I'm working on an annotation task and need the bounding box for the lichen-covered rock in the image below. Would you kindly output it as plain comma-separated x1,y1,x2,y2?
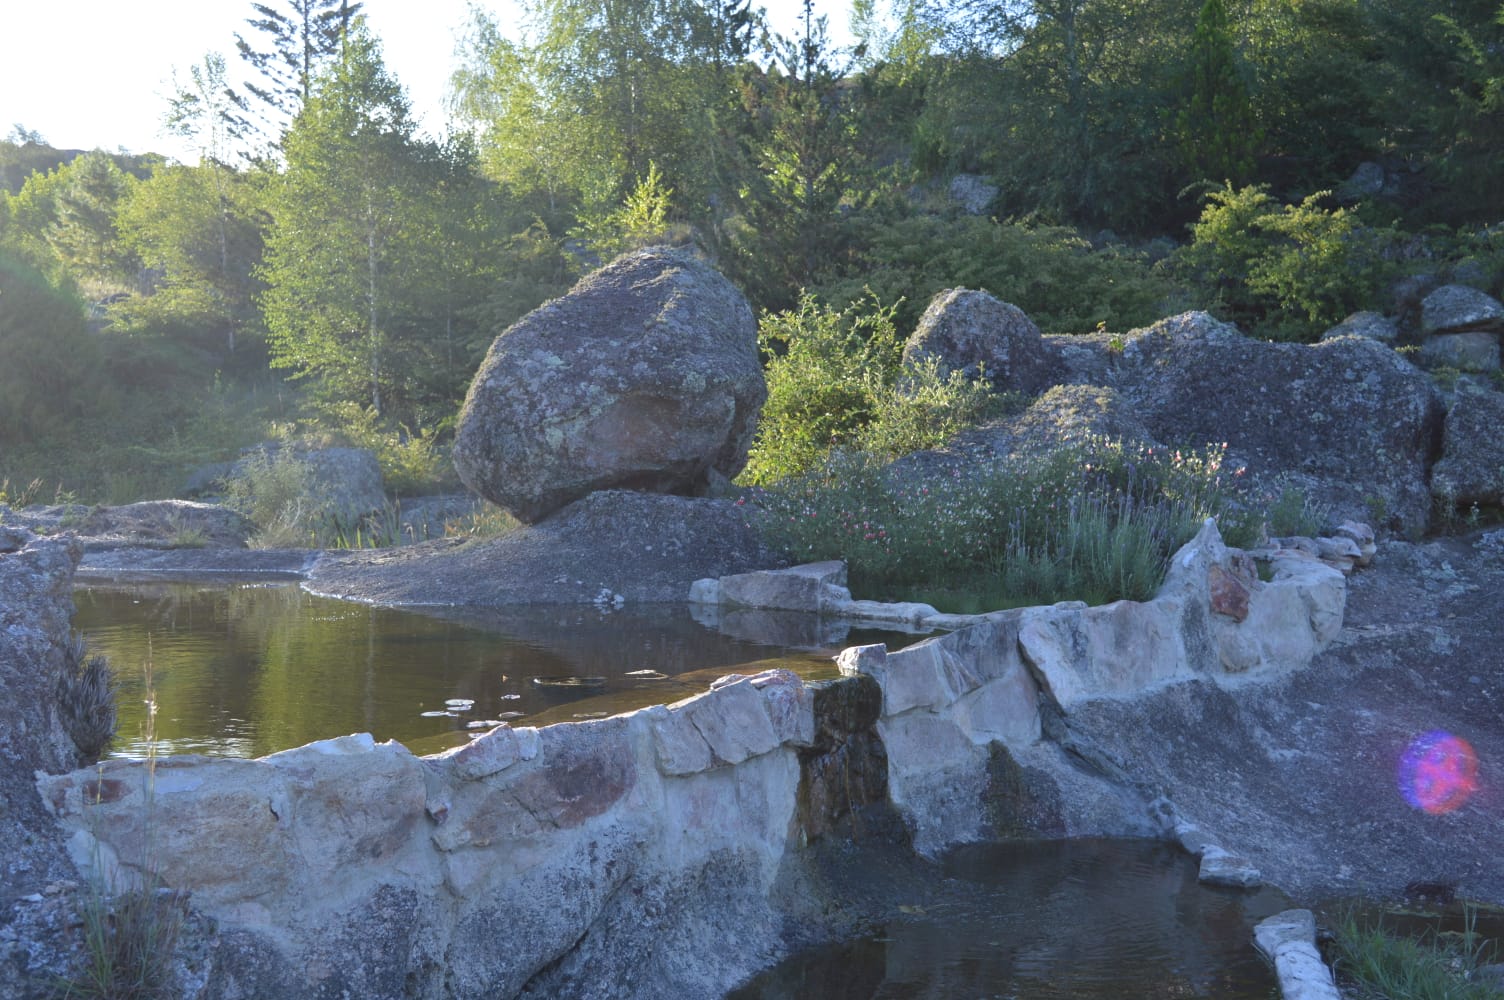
305,490,780,606
1419,331,1500,372
1431,384,1504,509
73,499,254,549
902,289,1058,395
1114,312,1443,536
1420,284,1504,335
0,537,84,989
453,247,764,523
1320,311,1398,345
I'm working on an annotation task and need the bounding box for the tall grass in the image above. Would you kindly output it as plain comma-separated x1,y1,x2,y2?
1331,907,1503,1000
749,434,1266,612
58,650,185,1000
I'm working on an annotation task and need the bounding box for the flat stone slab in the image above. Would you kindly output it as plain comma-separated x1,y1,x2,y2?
1253,910,1341,1000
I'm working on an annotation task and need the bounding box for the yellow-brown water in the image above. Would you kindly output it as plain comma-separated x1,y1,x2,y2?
73,582,879,760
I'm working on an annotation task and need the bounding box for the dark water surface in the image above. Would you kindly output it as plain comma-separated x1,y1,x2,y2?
732,838,1289,1000
73,582,890,760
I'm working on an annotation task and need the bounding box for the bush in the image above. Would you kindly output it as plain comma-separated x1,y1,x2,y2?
813,213,1184,335
1175,183,1400,340
742,294,1006,485
56,635,116,765
749,435,1262,611
221,450,330,548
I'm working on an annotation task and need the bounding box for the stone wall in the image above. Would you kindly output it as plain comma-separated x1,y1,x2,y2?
35,520,1347,999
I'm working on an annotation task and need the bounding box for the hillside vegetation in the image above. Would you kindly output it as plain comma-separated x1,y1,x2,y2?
3,0,1503,502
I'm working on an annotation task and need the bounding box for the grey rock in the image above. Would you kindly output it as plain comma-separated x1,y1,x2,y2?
1113,311,1443,536
304,490,781,606
1419,331,1500,372
1198,848,1262,888
1253,910,1341,1000
1320,311,1398,345
0,539,86,996
453,247,764,523
1431,384,1504,508
716,560,848,612
72,499,253,550
1421,284,1504,335
1419,284,1504,335
1337,161,1387,201
902,289,1058,395
948,173,998,216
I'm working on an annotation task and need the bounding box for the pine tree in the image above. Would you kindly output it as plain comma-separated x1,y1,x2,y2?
1173,0,1260,184
233,0,364,144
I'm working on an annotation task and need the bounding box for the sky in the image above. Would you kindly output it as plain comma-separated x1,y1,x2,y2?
1,0,856,164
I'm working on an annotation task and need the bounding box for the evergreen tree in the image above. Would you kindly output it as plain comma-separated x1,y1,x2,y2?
1172,0,1260,185
234,0,364,145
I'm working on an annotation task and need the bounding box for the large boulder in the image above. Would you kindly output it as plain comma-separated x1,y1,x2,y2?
1430,383,1504,510
453,248,764,523
1113,312,1444,536
1420,284,1504,336
902,289,1059,396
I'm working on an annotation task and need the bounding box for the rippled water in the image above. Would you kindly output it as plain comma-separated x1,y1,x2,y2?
73,582,896,760
732,839,1289,1000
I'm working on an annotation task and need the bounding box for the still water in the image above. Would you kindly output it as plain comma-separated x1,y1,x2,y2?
73,582,878,760
732,838,1288,1000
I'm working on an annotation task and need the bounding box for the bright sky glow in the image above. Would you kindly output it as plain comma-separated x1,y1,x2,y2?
0,0,855,164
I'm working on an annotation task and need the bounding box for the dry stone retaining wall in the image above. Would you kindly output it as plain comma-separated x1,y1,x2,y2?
35,521,1347,998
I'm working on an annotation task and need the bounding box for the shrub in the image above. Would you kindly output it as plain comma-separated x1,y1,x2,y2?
56,635,116,764
221,450,330,548
749,435,1262,611
1331,906,1500,1000
742,294,1007,485
1175,183,1400,341
813,213,1184,335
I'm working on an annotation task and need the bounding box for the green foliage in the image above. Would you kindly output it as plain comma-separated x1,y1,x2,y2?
221,449,328,547
0,254,104,444
816,213,1182,334
741,293,1004,484
1331,906,1501,1000
307,401,453,496
114,160,267,360
570,161,685,258
750,435,1256,610
1175,183,1398,340
1171,0,1260,184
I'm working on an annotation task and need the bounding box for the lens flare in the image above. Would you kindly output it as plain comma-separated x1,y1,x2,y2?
1398,731,1479,815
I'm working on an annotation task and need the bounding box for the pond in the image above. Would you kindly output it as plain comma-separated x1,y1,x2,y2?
74,582,907,760
732,838,1290,1000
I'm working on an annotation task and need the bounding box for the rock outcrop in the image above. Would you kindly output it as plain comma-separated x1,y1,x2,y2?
0,538,87,997
305,490,780,606
1431,382,1504,509
902,289,1059,395
1111,312,1443,536
452,248,764,523
186,445,386,524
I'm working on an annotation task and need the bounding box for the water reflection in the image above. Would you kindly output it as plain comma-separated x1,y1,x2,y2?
732,839,1289,1000
73,583,885,760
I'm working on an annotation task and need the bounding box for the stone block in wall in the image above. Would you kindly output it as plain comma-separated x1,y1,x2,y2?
677,676,781,765
1017,598,1188,712
877,639,957,715
648,703,716,776
747,669,815,748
